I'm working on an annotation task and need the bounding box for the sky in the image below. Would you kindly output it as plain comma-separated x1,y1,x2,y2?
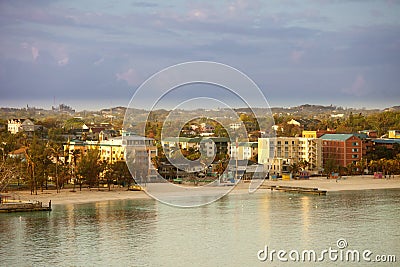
0,0,399,111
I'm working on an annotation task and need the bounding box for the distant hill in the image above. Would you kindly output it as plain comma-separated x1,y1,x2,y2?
0,103,391,123
384,106,400,112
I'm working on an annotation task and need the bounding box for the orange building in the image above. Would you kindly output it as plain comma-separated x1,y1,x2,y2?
319,134,363,167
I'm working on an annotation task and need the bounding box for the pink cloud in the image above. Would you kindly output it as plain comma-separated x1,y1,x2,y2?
290,50,305,63
53,46,70,66
342,75,367,96
187,9,208,20
116,68,138,86
31,46,39,61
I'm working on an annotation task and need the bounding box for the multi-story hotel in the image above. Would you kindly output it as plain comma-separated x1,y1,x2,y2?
64,134,157,181
319,134,363,167
258,137,322,176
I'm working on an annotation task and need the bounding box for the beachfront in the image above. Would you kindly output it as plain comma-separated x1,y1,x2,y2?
5,175,400,205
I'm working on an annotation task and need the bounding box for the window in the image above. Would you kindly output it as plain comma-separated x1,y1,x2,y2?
352,148,358,152
285,141,288,145
292,141,295,145
352,154,358,158
352,142,359,146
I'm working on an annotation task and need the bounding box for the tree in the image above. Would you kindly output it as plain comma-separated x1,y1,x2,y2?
324,159,338,178
47,139,64,193
368,160,379,173
26,136,52,193
0,158,24,192
105,161,133,190
289,162,300,178
69,149,81,191
346,162,356,176
215,158,229,181
298,160,310,171
77,149,105,190
356,158,367,175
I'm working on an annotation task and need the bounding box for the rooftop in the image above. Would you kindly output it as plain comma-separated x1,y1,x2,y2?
372,139,400,144
319,134,355,141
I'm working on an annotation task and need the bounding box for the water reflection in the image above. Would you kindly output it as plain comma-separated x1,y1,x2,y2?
1,199,157,266
0,190,399,266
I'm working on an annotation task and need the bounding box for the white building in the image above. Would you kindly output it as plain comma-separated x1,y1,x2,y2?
7,119,38,134
8,119,23,134
229,142,258,161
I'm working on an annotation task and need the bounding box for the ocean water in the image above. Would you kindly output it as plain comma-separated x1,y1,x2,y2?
1,189,399,266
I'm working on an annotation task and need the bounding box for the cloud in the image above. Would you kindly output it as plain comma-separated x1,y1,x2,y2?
290,50,305,63
93,57,104,65
31,46,39,61
1,1,399,110
116,68,138,86
58,57,69,66
342,74,367,96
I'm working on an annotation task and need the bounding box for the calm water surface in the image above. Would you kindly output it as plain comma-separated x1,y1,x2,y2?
1,189,399,266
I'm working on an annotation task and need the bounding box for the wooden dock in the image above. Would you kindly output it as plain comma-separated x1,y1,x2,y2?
261,185,327,195
0,200,52,213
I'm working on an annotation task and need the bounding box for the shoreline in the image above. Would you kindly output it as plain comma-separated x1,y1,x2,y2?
3,175,400,205
260,174,400,193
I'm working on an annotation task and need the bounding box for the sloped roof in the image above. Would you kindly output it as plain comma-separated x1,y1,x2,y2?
319,134,354,141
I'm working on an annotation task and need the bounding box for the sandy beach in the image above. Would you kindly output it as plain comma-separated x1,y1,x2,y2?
260,174,400,192
4,175,400,205
7,187,150,205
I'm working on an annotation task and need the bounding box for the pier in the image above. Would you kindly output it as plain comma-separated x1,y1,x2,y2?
0,195,52,213
261,185,327,195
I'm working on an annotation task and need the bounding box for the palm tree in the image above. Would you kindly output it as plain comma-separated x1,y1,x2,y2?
298,160,310,171
378,158,388,178
368,160,379,174
386,159,398,178
289,162,300,178
356,158,367,175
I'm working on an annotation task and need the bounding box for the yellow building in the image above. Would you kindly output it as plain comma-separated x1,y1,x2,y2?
64,135,157,165
99,138,125,164
388,130,400,139
302,131,317,139
258,137,322,176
